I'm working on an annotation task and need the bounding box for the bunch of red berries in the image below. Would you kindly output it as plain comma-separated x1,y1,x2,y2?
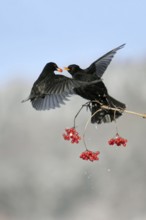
63,127,81,144
108,133,127,147
80,150,100,162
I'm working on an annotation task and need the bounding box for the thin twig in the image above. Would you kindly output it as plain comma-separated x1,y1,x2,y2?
101,104,146,119
91,100,146,119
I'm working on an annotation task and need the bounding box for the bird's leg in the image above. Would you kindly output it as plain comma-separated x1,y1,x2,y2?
86,101,92,112
73,101,91,128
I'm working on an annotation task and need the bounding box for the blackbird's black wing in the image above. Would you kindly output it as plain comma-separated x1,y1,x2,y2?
30,75,100,110
85,44,125,78
31,93,73,110
43,75,90,94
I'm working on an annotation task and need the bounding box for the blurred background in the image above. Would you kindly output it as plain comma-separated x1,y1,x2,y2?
0,0,146,220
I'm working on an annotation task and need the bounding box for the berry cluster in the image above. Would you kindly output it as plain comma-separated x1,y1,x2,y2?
80,150,100,162
108,133,127,147
62,124,128,162
63,127,81,144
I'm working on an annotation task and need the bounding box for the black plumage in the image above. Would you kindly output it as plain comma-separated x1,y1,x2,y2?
22,62,100,110
65,44,126,124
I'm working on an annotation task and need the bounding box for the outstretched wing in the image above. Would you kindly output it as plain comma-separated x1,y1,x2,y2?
86,44,125,78
28,75,101,110
31,92,73,110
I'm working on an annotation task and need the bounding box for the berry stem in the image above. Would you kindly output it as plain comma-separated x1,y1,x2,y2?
73,102,90,127
114,119,119,134
83,109,102,150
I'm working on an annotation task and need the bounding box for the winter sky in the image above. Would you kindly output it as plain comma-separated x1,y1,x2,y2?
1,0,146,85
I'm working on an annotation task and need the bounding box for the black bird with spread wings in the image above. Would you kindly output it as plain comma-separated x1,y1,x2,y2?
22,62,100,110
64,44,126,124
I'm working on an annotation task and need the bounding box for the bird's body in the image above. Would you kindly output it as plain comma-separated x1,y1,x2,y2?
65,44,126,124
69,67,108,100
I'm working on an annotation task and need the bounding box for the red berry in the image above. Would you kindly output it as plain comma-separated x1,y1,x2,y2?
63,127,81,144
108,134,128,147
80,150,100,162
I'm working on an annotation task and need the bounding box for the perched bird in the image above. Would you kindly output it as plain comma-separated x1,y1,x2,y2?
64,44,126,124
22,62,100,110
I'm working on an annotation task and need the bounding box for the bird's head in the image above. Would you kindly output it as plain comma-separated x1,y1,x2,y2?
64,64,81,76
44,62,63,72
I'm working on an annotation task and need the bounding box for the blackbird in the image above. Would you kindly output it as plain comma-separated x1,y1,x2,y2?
22,62,100,110
64,44,126,124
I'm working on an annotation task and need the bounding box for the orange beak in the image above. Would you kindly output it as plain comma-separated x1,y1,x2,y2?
57,67,63,72
64,67,70,71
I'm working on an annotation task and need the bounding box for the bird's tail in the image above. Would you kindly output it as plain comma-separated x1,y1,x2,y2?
90,95,126,124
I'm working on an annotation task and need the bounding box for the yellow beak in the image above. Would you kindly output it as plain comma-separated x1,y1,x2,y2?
64,67,70,71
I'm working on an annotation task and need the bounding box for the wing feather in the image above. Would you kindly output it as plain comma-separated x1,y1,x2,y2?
86,44,125,78
31,92,71,110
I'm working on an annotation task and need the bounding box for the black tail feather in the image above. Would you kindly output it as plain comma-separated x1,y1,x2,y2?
90,95,126,124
